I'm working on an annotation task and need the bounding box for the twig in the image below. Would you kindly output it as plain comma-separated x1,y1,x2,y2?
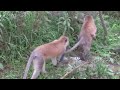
60,61,89,79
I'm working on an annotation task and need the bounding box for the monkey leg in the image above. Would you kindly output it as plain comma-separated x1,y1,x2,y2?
58,54,65,62
42,60,47,73
51,57,57,66
79,52,86,61
79,50,90,61
31,57,44,79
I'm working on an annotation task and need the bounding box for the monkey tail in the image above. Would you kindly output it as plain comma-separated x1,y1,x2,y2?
23,55,34,79
65,39,82,53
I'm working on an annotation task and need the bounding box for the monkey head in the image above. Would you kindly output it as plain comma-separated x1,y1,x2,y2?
58,36,69,48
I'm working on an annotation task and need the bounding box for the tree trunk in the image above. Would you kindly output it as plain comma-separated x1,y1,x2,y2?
99,11,108,45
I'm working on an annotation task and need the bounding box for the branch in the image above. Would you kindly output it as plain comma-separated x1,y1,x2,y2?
98,11,108,44
60,61,89,79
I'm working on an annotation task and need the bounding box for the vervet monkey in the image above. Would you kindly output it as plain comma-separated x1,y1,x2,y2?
23,36,69,79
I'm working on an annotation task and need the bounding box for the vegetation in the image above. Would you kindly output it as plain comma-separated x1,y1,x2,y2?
0,11,120,79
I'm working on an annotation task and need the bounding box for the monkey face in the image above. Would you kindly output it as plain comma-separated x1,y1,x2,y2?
59,36,69,47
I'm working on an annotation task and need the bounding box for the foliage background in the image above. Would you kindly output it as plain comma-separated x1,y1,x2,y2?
0,11,120,79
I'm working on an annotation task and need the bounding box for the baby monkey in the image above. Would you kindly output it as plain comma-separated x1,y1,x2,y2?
23,36,69,79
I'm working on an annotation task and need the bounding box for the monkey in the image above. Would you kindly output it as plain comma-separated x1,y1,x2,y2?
23,36,69,79
78,15,97,41
77,15,97,61
60,15,97,61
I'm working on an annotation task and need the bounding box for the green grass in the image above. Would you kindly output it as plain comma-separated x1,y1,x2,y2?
0,11,120,79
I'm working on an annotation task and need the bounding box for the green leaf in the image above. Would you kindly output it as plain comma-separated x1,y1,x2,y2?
69,27,74,31
57,22,63,25
44,16,51,22
0,23,4,28
63,21,66,25
0,63,4,70
112,24,117,29
67,22,70,27
59,17,64,21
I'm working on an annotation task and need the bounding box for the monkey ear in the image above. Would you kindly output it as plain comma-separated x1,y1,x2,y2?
64,38,68,42
91,34,95,38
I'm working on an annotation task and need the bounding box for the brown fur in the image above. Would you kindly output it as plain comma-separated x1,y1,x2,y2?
78,15,97,61
34,36,68,60
23,36,69,79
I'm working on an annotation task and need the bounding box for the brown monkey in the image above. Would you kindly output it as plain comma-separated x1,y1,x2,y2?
77,15,97,60
78,15,97,41
23,36,69,79
64,15,97,61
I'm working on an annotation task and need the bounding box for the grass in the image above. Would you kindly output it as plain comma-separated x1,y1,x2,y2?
0,11,120,79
